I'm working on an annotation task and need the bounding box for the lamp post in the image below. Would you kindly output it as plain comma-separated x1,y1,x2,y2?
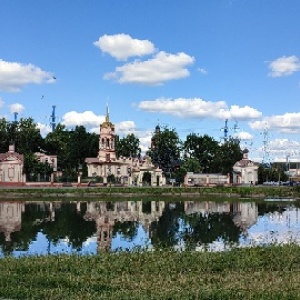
77,163,83,187
117,166,121,184
127,167,132,186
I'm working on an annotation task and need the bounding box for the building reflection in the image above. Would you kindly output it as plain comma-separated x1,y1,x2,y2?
0,202,25,242
184,201,258,237
83,201,165,252
1,199,300,255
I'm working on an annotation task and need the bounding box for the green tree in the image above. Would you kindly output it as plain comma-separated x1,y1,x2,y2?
212,139,243,175
0,118,9,153
148,126,181,177
15,118,43,154
182,157,201,173
183,134,219,173
116,133,141,158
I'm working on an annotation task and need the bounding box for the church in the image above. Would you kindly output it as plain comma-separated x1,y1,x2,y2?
0,142,26,185
85,107,165,186
232,148,259,185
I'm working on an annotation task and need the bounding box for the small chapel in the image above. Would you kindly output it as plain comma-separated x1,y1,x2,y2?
0,142,26,185
85,107,165,186
232,148,259,185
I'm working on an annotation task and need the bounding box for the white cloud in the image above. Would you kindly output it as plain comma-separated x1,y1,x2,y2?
94,34,155,61
138,98,262,120
9,103,25,114
249,112,300,133
61,111,104,128
104,51,195,85
37,122,52,137
0,59,55,92
115,120,136,135
268,55,300,77
114,121,153,154
264,139,300,161
60,112,153,152
236,131,253,141
0,98,4,109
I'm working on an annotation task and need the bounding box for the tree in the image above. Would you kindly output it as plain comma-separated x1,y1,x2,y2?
116,133,141,158
148,126,181,177
15,118,43,154
0,118,9,153
212,139,243,175
182,157,201,173
182,134,219,173
44,124,73,174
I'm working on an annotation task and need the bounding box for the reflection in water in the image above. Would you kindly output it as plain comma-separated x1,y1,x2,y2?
0,199,299,257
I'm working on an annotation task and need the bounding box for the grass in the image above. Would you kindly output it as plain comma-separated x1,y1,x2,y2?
1,245,300,299
0,185,299,201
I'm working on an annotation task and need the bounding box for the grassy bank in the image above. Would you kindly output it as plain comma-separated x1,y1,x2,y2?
0,185,299,200
1,245,300,299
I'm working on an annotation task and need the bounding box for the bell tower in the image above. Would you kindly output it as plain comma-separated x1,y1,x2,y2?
98,105,116,162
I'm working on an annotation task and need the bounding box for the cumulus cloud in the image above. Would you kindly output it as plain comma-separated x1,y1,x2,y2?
115,120,136,134
268,55,300,77
236,131,253,141
0,59,56,92
138,98,262,120
9,103,25,114
94,34,155,61
61,111,104,128
104,51,194,85
36,122,52,137
0,98,4,108
263,139,300,161
249,112,300,133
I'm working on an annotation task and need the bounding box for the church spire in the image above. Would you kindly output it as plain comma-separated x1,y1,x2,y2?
105,103,110,123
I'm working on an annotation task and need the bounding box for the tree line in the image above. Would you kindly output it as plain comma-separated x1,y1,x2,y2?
0,117,287,183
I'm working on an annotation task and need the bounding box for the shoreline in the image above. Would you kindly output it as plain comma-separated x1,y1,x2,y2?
0,185,297,200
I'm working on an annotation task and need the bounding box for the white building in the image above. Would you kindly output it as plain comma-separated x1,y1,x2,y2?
85,107,165,186
0,142,26,185
184,172,230,187
35,152,58,172
232,149,259,185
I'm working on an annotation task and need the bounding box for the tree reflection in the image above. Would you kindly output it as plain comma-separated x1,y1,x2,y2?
0,203,48,256
42,202,96,250
112,221,139,241
150,202,184,249
182,212,242,250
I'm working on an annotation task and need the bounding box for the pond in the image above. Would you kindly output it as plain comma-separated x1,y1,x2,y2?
0,199,299,257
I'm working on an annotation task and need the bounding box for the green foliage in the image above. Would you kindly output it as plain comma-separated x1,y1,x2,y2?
148,126,181,176
115,133,141,158
258,163,289,184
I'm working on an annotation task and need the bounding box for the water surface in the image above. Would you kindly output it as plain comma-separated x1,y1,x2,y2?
0,199,299,257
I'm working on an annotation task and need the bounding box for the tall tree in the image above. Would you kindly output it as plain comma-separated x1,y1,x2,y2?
212,139,243,175
115,133,141,158
183,134,219,173
148,126,181,176
0,118,9,153
15,118,43,154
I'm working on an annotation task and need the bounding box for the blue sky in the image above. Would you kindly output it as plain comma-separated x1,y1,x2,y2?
1,0,300,162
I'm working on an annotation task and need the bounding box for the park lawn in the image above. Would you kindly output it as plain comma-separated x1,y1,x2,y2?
1,245,300,299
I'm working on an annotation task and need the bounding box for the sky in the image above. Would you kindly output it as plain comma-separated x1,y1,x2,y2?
1,0,300,163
